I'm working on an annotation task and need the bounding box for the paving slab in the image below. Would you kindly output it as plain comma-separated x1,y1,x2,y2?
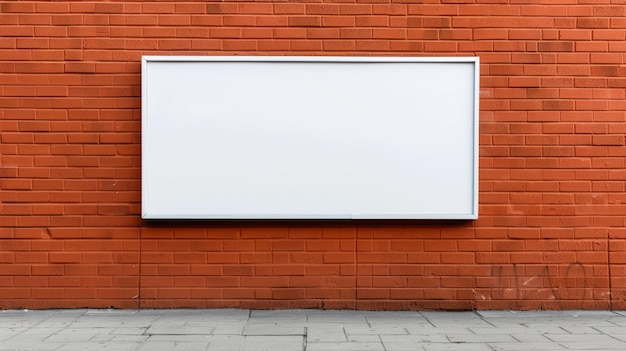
344,326,409,335
508,332,554,342
0,328,27,343
137,341,210,351
544,333,619,343
406,325,468,334
346,334,381,343
242,323,306,336
212,323,247,335
207,335,305,351
305,310,370,324
380,343,428,351
558,342,626,351
305,342,385,351
307,325,347,342
147,335,212,342
468,326,523,334
446,333,518,343
90,334,148,343
0,309,624,350
421,311,494,328
488,343,567,351
249,311,308,324
420,344,493,351
380,334,449,343
0,342,63,351
45,328,114,342
146,325,215,335
56,342,140,351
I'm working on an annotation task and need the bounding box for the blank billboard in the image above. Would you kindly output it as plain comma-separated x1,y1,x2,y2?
142,56,479,219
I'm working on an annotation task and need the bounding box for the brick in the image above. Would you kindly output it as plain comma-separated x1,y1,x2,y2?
289,16,321,27
158,15,191,26
578,18,610,29
238,3,273,15
225,16,257,28
48,252,81,264
321,16,355,27
275,3,305,15
538,41,574,52
175,3,205,14
306,4,338,15
593,135,625,146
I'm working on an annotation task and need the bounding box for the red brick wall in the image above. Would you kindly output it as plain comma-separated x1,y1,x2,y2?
1,0,625,310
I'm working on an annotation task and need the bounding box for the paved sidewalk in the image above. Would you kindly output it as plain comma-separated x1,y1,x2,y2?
0,309,625,350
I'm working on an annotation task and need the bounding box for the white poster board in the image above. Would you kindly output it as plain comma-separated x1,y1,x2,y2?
142,56,479,219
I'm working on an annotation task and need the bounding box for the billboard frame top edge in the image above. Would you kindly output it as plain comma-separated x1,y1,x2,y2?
141,55,479,64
